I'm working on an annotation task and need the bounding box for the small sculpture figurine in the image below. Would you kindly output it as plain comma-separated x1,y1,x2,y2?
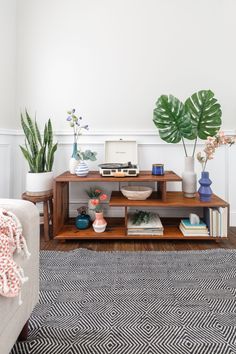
75,207,91,230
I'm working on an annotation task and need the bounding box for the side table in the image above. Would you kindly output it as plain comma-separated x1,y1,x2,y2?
22,192,53,241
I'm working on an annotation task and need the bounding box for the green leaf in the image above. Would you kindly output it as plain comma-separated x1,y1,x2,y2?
19,146,35,172
47,119,53,147
46,143,57,171
25,110,39,154
153,95,195,143
35,118,42,147
185,90,222,140
43,124,48,145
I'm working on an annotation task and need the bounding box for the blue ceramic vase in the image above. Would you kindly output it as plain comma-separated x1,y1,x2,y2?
69,142,79,174
75,212,91,229
198,171,212,202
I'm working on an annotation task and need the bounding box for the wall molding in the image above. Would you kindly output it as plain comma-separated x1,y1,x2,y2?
1,128,236,137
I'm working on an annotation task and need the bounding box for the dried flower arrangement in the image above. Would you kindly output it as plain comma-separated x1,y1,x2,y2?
197,132,236,171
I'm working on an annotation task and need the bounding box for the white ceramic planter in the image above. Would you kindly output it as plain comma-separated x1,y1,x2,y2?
182,156,197,198
26,171,53,196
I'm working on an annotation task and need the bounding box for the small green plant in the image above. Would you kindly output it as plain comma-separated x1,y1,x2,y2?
132,210,151,225
20,110,58,173
77,149,97,161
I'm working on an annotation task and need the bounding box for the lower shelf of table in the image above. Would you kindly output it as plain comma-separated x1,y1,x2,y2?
54,217,225,241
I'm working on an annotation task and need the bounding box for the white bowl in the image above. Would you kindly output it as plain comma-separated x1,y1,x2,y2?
121,186,153,200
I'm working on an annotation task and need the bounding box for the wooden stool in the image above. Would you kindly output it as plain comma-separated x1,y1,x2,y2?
22,192,53,241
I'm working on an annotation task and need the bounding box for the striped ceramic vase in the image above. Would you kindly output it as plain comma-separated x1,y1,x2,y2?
75,161,89,177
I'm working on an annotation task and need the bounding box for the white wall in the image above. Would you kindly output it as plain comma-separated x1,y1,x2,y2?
16,0,236,131
0,0,16,129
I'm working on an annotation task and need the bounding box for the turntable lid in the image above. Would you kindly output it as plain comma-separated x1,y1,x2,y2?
104,140,138,164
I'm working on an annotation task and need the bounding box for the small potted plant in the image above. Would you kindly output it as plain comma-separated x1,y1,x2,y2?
86,188,107,221
89,193,108,232
20,110,57,196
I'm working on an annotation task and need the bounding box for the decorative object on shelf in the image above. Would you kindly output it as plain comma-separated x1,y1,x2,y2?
86,188,107,221
75,161,89,177
66,108,89,174
153,90,222,198
189,213,200,225
197,132,236,201
121,186,153,200
152,164,164,176
198,171,213,202
182,156,197,198
20,110,57,196
99,140,139,177
128,211,164,236
90,196,108,232
132,210,151,225
92,211,107,233
75,207,91,230
69,142,79,175
179,218,209,236
75,149,97,177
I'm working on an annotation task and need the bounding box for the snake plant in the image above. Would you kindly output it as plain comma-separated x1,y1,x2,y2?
20,110,58,173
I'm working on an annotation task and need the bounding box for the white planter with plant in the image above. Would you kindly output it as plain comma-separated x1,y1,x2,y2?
153,90,222,198
20,111,58,196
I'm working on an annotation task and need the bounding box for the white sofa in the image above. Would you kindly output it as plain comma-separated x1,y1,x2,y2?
0,199,39,354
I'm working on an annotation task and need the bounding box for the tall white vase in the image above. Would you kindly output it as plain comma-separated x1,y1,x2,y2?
69,158,79,174
182,156,197,198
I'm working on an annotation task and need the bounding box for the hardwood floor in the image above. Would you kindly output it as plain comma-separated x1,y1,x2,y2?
41,226,236,252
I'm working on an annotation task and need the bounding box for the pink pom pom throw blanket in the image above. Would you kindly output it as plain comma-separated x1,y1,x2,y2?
0,208,30,305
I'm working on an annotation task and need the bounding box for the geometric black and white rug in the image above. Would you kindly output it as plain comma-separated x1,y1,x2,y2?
11,249,236,354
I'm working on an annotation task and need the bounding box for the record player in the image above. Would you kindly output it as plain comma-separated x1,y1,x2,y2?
99,140,139,177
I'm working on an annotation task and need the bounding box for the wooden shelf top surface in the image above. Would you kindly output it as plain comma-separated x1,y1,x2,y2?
109,191,229,207
54,170,182,182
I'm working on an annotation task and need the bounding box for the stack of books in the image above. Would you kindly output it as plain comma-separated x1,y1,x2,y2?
179,219,209,237
204,207,228,237
127,212,164,236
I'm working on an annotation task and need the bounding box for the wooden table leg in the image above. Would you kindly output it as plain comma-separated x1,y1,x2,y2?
43,201,50,241
49,198,53,225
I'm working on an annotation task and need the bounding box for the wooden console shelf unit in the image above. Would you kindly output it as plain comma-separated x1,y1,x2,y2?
53,171,229,241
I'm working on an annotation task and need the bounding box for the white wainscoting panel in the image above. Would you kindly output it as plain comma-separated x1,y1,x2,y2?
0,130,235,225
0,134,12,198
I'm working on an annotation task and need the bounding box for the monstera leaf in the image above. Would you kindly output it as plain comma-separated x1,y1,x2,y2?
185,90,222,140
153,95,195,143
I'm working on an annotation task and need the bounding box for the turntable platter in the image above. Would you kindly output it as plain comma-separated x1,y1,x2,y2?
98,162,131,169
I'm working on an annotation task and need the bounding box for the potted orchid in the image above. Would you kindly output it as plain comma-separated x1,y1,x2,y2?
66,109,89,174
197,132,235,201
